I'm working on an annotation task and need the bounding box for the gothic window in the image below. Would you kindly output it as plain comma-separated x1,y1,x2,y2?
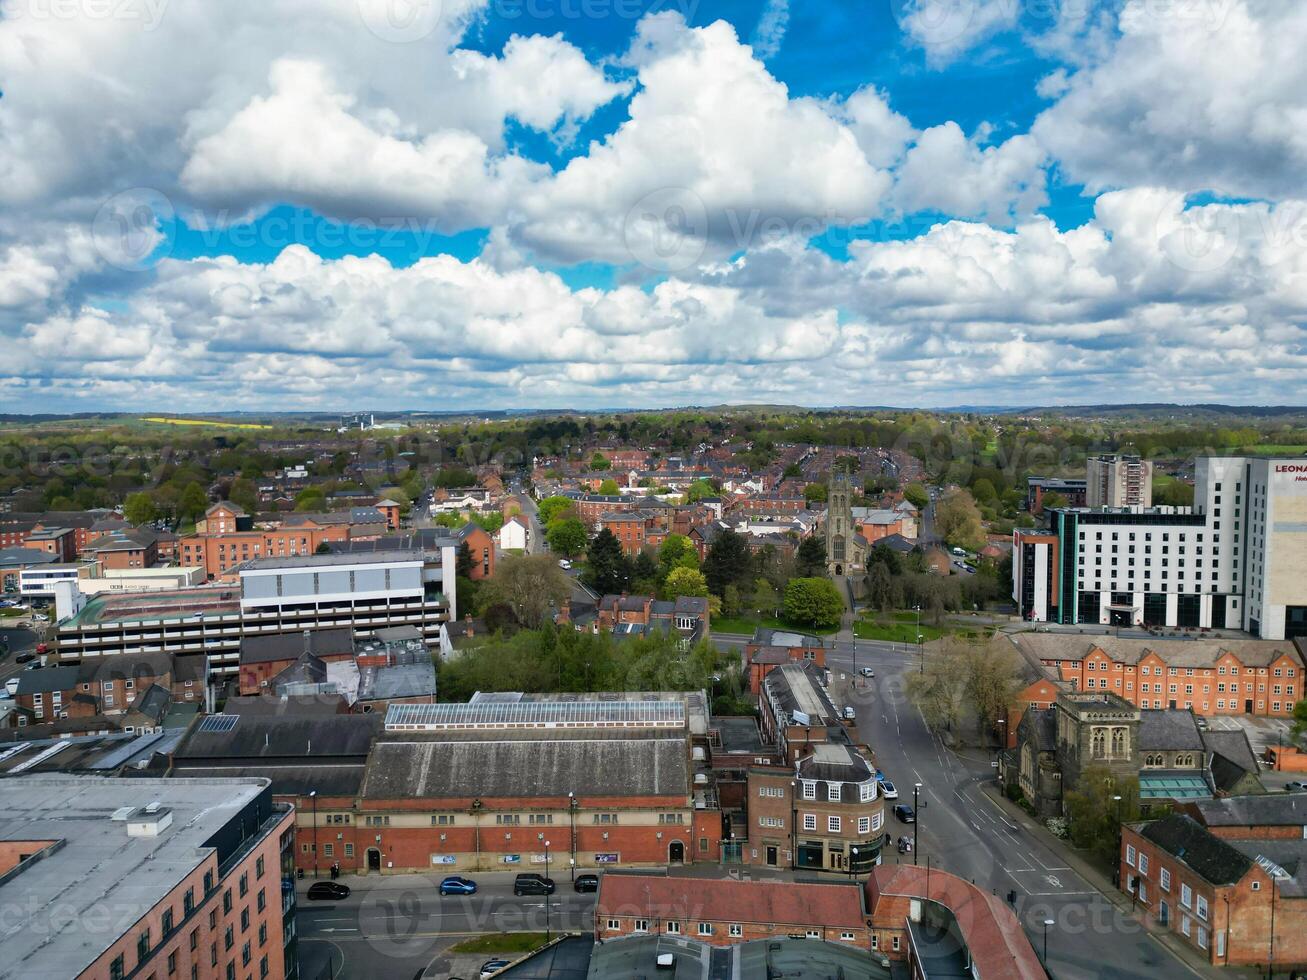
1091,728,1106,759
1111,728,1127,757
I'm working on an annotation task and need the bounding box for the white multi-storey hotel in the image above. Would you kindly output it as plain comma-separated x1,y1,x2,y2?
1015,456,1307,641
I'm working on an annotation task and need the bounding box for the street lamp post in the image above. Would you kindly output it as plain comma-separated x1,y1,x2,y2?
1042,918,1054,965
912,783,922,866
915,606,923,674
310,790,318,879
568,792,578,881
544,840,552,944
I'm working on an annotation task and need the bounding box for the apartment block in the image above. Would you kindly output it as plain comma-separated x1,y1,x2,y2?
0,775,296,980
1088,454,1154,508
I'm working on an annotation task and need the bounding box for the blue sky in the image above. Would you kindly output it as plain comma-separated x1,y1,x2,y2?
1,0,1304,411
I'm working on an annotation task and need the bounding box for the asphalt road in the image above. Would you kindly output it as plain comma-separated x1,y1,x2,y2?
824,639,1203,980
296,872,596,980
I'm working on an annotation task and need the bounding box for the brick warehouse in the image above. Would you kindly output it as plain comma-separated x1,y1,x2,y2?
171,693,723,876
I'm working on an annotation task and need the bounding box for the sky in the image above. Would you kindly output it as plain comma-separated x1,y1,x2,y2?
0,0,1304,412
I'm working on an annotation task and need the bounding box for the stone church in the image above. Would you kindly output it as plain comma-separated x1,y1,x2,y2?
825,471,868,576
1002,690,1263,818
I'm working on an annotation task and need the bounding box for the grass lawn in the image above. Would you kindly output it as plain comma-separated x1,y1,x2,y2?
853,612,995,643
0,608,23,618
448,933,549,955
712,615,840,636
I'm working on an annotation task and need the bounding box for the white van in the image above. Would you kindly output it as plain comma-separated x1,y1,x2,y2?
951,547,966,557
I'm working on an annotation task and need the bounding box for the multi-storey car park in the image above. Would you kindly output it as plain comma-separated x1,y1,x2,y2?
49,548,455,678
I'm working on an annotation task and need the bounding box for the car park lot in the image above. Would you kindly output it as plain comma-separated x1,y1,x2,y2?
295,870,597,980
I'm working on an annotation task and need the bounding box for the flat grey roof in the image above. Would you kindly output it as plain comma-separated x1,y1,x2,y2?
242,549,423,571
0,775,270,980
385,699,685,731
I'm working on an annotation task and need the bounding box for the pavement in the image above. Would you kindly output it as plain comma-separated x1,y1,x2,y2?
294,869,597,980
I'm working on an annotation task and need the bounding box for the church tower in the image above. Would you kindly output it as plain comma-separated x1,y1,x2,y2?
826,470,853,575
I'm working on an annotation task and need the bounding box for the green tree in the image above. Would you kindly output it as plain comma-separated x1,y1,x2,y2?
1292,700,1307,741
632,550,659,591
684,479,719,503
178,482,208,522
295,487,326,512
721,583,741,617
782,577,844,628
903,483,929,509
664,566,709,599
584,527,631,595
782,462,803,480
546,517,588,557
122,492,157,526
803,482,828,504
1040,490,1068,510
476,554,572,629
1063,766,1142,865
752,578,779,617
934,488,986,552
865,562,901,612
703,529,753,597
597,478,621,496
227,477,259,515
795,535,827,578
658,534,699,575
590,452,611,471
537,496,576,526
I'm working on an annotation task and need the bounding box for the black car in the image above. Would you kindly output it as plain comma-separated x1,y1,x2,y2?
306,881,351,901
15,653,34,664
893,804,916,823
573,873,599,893
513,873,556,896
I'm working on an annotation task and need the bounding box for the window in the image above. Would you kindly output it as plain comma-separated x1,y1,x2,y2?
168,950,177,976
256,856,265,879
111,955,125,980
606,919,620,930
892,936,901,951
840,931,855,942
1160,868,1171,892
859,782,875,802
635,920,648,932
666,921,680,934
1139,853,1149,876
697,923,713,936
827,784,841,802
803,813,816,831
1181,883,1192,909
805,930,820,939
1126,844,1136,867
858,816,871,834
1196,895,1208,921
801,781,816,801
257,889,266,913
138,929,151,962
828,815,841,833
729,924,742,937
162,909,174,935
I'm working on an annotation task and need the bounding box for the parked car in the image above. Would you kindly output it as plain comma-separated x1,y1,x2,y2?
306,881,351,901
573,873,599,893
881,780,899,800
479,960,511,979
894,804,916,823
874,770,887,783
439,875,477,896
557,559,571,569
513,873,556,896
842,706,856,721
15,653,34,664
4,678,18,697
1285,781,1307,793
860,667,874,678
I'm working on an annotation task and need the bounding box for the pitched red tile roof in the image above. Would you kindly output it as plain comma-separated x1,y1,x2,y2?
866,865,1044,980
597,874,866,930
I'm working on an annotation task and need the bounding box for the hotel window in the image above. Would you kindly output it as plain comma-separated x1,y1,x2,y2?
827,784,841,802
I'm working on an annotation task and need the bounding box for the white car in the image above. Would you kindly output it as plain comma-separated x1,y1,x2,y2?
880,780,900,800
859,667,874,678
557,559,571,569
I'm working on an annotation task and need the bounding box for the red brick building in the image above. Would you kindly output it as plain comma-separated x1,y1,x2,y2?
595,874,872,947
454,522,495,580
1017,635,1304,719
1003,676,1061,749
1121,812,1307,968
866,864,1045,976
238,627,357,695
745,626,826,695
